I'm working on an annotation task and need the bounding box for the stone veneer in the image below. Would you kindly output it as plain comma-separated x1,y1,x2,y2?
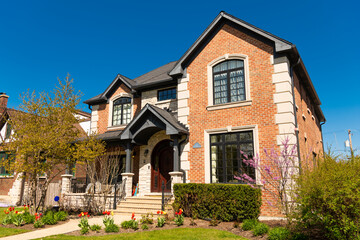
138,131,170,196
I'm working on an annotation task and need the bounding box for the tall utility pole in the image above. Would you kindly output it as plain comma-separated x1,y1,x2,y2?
348,129,354,158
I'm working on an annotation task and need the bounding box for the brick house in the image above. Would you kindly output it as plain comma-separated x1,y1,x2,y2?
92,12,323,216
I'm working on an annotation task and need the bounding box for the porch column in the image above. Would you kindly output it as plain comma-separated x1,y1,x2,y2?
61,174,73,195
121,141,134,198
170,135,183,194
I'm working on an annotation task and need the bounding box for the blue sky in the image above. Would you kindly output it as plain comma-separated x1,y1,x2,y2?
1,0,359,155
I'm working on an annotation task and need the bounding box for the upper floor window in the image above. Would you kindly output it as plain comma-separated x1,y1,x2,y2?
112,97,131,126
157,88,176,101
5,123,11,139
213,60,245,104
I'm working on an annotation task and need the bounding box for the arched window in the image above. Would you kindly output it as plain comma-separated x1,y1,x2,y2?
112,97,131,126
213,59,245,104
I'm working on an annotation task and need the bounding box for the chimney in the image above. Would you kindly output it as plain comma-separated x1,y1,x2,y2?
0,92,9,112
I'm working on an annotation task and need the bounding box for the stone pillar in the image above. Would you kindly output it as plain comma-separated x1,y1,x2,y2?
169,171,183,194
125,142,132,173
171,135,180,172
121,173,134,198
61,174,73,195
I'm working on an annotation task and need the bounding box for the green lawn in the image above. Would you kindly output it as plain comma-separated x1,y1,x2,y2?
0,207,31,237
40,228,248,240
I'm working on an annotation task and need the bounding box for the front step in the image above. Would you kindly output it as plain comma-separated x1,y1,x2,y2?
114,195,172,216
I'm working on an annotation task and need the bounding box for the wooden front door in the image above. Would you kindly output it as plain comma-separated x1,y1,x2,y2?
151,140,173,192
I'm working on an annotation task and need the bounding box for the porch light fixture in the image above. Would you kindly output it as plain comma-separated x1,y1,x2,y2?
144,149,149,157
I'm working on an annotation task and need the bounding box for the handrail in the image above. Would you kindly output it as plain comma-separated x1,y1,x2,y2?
161,179,172,211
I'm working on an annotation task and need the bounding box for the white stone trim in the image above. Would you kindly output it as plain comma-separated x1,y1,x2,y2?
108,93,134,128
207,54,251,107
272,57,297,148
90,105,99,133
204,125,260,184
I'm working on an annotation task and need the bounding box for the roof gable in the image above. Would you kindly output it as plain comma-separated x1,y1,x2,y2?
169,11,293,76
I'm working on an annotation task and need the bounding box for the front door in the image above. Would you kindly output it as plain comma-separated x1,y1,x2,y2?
151,140,173,192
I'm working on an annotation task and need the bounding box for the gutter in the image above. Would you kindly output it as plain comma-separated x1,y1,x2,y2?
178,134,189,183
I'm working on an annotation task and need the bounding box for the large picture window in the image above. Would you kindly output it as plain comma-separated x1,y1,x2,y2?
210,131,255,183
213,60,245,104
112,97,131,126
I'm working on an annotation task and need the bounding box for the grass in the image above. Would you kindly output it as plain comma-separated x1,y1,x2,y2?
0,207,31,237
39,228,248,240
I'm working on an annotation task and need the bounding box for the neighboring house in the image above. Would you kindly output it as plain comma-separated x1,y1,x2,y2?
0,93,91,205
83,12,325,217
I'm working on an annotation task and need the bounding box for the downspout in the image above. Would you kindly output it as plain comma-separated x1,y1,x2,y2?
178,134,189,183
289,57,302,173
320,121,326,154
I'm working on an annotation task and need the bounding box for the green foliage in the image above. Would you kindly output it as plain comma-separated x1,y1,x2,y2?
78,217,90,235
90,224,102,232
190,218,197,226
54,211,68,221
23,212,35,224
105,223,119,233
209,219,220,226
268,227,291,240
157,217,166,227
34,219,45,228
241,219,258,231
173,183,261,221
174,214,184,226
295,154,360,239
42,211,58,225
140,213,153,224
290,232,308,240
252,222,269,236
2,215,13,225
141,224,149,230
103,216,114,227
121,219,138,230
12,214,24,227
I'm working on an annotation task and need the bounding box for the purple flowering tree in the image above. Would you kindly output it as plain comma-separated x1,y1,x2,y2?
235,138,298,220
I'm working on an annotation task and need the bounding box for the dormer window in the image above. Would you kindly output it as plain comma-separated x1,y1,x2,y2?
112,97,131,126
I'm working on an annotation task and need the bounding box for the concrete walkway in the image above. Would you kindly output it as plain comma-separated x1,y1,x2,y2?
0,214,131,240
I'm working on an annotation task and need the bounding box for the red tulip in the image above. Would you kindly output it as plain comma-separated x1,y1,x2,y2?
157,211,160,214
78,213,82,217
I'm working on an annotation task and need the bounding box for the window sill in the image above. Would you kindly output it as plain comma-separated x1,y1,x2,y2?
107,125,127,131
206,100,252,111
155,99,177,105
0,175,14,179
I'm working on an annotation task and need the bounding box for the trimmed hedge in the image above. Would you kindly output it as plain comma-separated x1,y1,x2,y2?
173,183,261,221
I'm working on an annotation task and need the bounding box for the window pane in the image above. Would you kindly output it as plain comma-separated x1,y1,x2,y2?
158,88,176,101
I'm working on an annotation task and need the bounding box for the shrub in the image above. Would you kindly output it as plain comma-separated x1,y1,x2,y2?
295,154,360,239
290,232,308,240
141,224,149,230
173,183,261,221
140,213,153,224
42,211,58,225
252,222,269,236
105,223,119,233
90,224,102,232
242,219,258,231
54,211,68,221
268,227,291,240
209,219,220,226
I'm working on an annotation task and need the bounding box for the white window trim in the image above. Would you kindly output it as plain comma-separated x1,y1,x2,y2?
204,125,260,185
207,54,251,110
108,93,133,129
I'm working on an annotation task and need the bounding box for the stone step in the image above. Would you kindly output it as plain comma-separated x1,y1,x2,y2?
124,197,163,204
118,203,163,209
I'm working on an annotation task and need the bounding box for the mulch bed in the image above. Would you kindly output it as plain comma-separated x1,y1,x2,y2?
65,217,288,240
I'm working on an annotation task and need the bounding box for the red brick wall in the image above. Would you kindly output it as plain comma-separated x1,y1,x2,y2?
186,24,281,216
0,177,15,195
97,83,141,134
294,72,323,166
